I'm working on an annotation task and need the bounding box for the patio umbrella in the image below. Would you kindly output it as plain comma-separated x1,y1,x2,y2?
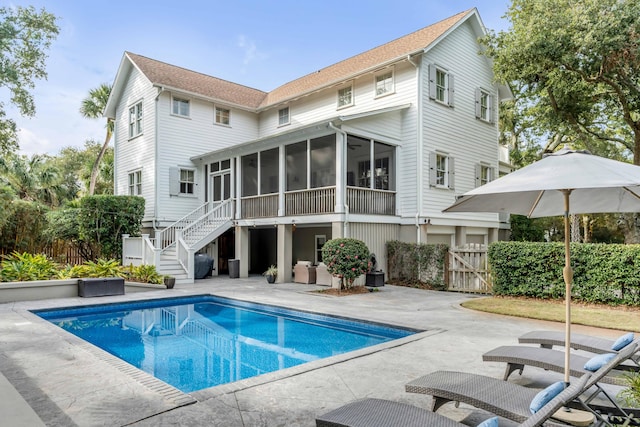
443,146,640,384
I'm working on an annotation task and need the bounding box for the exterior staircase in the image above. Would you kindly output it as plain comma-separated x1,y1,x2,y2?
153,200,234,283
157,247,190,284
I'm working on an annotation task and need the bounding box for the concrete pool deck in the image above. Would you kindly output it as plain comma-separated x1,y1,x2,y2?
0,276,629,426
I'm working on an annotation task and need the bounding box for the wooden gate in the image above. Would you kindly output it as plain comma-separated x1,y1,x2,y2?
447,243,492,293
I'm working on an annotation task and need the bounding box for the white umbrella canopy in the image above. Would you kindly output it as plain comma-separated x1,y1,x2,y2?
445,148,640,217
444,147,640,384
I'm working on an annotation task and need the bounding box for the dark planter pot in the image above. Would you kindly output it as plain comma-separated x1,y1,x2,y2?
164,277,176,289
365,272,385,287
78,277,125,297
265,274,276,284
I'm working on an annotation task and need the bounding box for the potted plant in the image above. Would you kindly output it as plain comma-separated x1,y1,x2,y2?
263,265,277,284
164,275,176,289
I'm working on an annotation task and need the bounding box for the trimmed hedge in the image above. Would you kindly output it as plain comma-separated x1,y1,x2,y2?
488,241,640,306
387,241,448,289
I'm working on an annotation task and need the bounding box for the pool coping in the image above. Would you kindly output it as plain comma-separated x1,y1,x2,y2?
24,292,440,406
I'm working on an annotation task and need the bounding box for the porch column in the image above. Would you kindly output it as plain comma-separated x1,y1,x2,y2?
235,225,249,278
488,227,499,244
234,156,242,219
277,224,293,283
332,222,344,239
278,145,285,216
334,131,345,213
454,226,467,249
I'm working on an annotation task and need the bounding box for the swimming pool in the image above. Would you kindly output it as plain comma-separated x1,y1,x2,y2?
34,295,417,392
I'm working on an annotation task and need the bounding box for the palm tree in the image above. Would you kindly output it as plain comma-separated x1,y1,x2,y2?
80,83,113,195
0,153,62,207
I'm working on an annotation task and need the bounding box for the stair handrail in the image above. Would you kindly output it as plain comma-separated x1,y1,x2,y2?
155,202,211,251
181,199,234,243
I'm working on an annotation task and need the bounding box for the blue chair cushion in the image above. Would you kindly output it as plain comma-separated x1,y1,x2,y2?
584,353,616,371
476,416,499,427
611,332,634,351
530,381,564,414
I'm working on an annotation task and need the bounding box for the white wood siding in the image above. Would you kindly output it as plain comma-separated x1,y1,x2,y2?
420,20,500,225
349,222,400,274
155,93,259,221
258,62,417,139
113,68,158,221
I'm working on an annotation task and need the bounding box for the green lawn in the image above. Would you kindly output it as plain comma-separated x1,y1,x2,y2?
461,296,640,332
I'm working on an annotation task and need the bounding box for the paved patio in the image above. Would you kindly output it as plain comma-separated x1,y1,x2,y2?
0,277,628,426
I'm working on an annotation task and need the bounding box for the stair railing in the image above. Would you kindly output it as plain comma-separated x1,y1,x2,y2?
155,202,211,252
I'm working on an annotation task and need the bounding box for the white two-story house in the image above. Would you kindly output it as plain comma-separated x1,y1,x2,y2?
106,8,511,283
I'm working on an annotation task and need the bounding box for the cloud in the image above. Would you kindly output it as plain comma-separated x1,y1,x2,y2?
16,127,53,157
237,35,267,67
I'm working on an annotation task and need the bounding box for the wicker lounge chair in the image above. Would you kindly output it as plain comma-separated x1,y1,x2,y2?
317,375,589,427
482,341,639,385
519,330,636,356
405,344,637,426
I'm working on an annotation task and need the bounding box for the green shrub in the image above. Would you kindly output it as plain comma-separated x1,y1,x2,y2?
125,264,163,284
0,252,59,282
82,259,125,278
488,241,640,306
619,372,640,408
386,241,448,289
78,195,144,260
321,238,370,289
57,264,90,279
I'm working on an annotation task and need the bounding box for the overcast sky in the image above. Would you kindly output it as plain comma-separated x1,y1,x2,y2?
6,0,511,156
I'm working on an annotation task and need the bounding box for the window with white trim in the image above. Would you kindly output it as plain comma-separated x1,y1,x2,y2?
475,164,495,187
215,106,230,125
278,107,290,126
315,235,326,265
475,88,493,123
337,84,353,108
128,102,143,138
172,97,190,117
375,70,394,97
128,170,142,195
429,64,454,107
429,152,455,189
180,168,195,194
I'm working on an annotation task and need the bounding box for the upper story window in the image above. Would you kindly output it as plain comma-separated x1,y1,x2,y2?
180,168,195,194
128,170,142,195
337,84,353,109
476,164,494,187
172,96,190,117
278,107,290,126
375,70,394,97
215,106,230,125
128,102,143,138
429,64,454,107
475,88,493,123
429,152,455,189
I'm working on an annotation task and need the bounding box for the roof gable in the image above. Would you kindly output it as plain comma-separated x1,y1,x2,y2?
106,9,480,116
126,52,268,109
261,9,473,108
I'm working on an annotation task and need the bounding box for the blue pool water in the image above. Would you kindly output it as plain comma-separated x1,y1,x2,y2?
34,295,417,392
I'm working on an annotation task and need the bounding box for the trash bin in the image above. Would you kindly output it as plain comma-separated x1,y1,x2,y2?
229,259,240,278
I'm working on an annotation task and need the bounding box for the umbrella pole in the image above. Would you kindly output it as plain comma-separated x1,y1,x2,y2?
562,189,573,386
